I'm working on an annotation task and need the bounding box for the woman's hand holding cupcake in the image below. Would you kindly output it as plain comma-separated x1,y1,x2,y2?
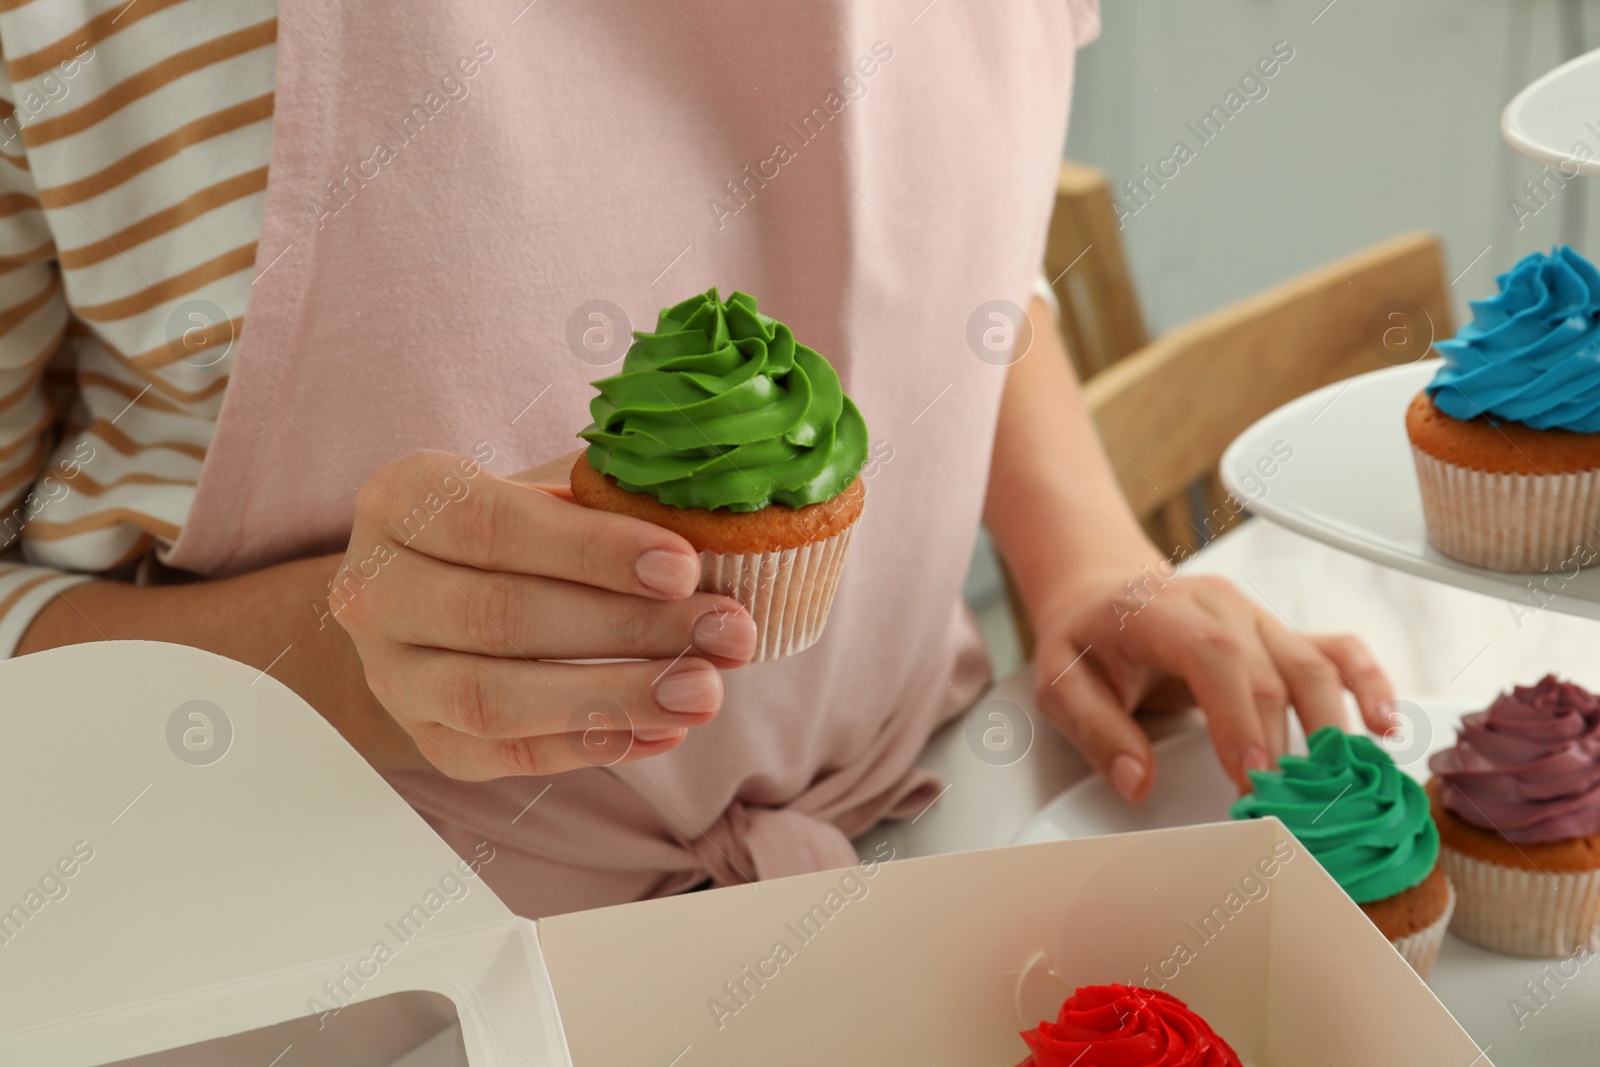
332,448,757,781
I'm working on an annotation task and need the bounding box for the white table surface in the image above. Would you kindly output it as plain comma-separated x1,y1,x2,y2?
866,517,1600,1067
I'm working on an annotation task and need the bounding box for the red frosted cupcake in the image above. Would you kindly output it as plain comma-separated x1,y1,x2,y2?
1016,984,1242,1067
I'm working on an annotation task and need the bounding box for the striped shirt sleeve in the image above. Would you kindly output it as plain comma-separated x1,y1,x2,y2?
0,42,88,658
0,1,275,657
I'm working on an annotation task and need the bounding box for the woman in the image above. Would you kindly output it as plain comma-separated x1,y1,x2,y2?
3,0,1392,916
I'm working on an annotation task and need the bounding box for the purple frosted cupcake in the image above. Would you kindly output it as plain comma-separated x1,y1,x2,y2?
1428,676,1600,956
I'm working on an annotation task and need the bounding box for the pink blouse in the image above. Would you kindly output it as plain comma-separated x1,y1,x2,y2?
162,0,1098,916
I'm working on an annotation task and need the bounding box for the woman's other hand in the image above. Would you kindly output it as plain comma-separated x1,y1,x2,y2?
1031,565,1396,802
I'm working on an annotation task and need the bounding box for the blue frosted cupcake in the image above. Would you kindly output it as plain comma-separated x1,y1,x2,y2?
1408,246,1600,571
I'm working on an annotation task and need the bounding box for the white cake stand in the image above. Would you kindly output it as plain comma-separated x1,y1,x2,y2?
1219,361,1600,620
1502,46,1600,176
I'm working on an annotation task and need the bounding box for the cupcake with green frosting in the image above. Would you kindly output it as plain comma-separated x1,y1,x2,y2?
1231,727,1456,978
572,288,868,661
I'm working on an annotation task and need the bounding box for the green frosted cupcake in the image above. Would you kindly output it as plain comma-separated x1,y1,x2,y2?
1232,727,1456,978
571,288,868,661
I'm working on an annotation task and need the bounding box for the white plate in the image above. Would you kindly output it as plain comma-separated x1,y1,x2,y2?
1015,700,1600,1067
1219,361,1600,620
1502,46,1600,176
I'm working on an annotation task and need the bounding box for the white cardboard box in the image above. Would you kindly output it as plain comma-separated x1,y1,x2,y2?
0,643,1488,1066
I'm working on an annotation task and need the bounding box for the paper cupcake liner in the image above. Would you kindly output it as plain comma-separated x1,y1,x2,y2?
1410,446,1600,572
1389,878,1455,979
1439,845,1600,957
697,519,857,663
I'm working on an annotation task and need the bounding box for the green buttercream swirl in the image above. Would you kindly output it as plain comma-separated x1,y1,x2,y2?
1230,727,1439,903
578,288,868,511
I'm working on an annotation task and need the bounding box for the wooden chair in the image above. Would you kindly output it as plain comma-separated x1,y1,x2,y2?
1004,161,1453,655
1083,229,1450,547
1045,160,1150,379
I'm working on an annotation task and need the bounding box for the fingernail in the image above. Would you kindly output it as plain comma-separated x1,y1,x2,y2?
1109,754,1145,801
635,727,687,743
636,550,699,597
654,667,722,714
1241,745,1270,774
693,610,757,661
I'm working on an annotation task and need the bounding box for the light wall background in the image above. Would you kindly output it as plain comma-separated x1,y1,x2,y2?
965,0,1600,675
1065,0,1599,334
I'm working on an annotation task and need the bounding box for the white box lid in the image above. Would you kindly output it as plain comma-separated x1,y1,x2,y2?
0,641,569,1067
